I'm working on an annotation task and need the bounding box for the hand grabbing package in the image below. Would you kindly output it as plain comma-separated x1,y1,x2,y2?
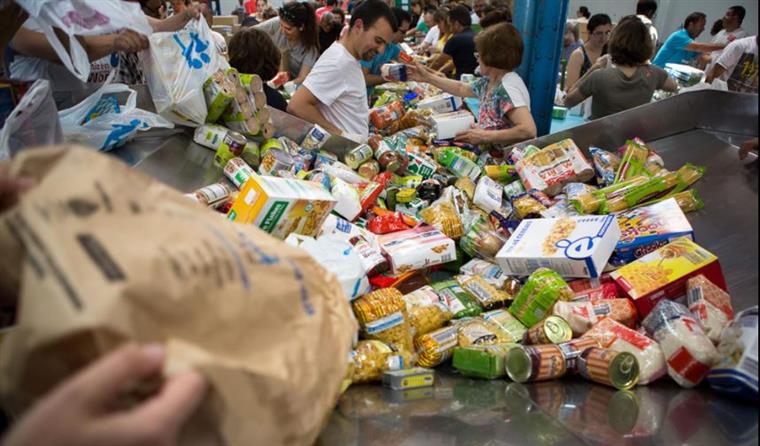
0,146,357,445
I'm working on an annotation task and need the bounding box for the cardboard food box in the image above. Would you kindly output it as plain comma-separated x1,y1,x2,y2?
378,226,456,275
610,237,728,318
228,174,336,239
416,94,464,114
495,215,621,278
431,110,475,140
613,198,694,264
212,15,238,26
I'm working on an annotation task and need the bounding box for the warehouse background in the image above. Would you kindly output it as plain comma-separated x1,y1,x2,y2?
218,0,759,40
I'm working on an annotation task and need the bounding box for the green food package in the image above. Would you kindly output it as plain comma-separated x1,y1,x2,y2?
614,139,650,184
431,280,482,319
508,268,573,327
452,343,517,379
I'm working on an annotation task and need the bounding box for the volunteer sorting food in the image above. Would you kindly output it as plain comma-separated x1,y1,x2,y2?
0,0,757,445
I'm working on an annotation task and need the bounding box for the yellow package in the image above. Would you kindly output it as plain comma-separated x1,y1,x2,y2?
353,288,414,352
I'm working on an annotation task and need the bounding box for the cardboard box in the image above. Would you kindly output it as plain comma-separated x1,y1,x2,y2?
495,215,621,278
212,15,238,26
227,174,336,239
431,110,474,140
613,198,694,264
378,226,456,274
610,237,728,318
417,94,463,114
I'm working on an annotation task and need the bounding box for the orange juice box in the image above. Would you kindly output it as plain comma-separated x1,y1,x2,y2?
610,237,727,318
227,174,336,239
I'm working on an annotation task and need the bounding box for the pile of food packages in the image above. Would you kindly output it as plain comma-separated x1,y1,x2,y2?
184,69,757,401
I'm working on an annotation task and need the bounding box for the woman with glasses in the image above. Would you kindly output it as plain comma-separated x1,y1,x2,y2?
255,2,319,85
565,13,612,91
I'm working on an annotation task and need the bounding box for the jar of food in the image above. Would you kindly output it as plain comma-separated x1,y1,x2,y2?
374,139,407,173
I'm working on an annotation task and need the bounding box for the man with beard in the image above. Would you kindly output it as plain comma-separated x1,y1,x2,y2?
288,0,397,142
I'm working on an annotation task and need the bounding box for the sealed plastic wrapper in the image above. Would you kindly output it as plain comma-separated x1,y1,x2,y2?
419,201,465,239
351,340,413,383
582,318,667,385
319,214,389,275
687,275,734,343
473,175,504,214
453,343,517,379
460,259,508,288
508,268,574,327
456,318,511,348
481,309,527,343
642,300,719,388
407,303,452,337
707,306,758,400
515,139,594,196
645,189,704,214
459,214,508,262
377,226,456,275
457,275,512,310
570,175,650,215
432,280,483,319
615,139,650,183
353,288,414,352
415,325,459,367
511,193,546,219
590,146,620,186
553,298,638,336
367,211,411,234
571,281,619,302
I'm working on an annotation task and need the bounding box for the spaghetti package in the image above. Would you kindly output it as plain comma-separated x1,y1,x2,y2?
415,325,459,367
350,340,413,383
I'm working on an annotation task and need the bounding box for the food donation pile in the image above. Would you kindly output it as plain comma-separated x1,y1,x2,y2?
187,73,757,400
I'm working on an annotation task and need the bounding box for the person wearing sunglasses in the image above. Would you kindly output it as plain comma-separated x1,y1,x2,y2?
565,13,612,91
255,2,319,85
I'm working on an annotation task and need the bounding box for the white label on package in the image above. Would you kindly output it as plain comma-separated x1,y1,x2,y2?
365,312,404,335
473,176,503,214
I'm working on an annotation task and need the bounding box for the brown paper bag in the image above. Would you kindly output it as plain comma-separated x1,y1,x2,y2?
0,146,357,446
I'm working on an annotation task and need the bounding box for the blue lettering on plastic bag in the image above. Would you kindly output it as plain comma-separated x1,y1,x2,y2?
102,119,142,150
173,32,211,69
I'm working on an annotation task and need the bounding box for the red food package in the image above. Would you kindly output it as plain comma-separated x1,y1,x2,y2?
368,212,411,234
360,182,384,212
568,274,616,293
370,101,405,130
573,282,620,302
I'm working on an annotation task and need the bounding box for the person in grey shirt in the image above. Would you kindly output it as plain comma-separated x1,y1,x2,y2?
565,15,678,120
256,2,319,85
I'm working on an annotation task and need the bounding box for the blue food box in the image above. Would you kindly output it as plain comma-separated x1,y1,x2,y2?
613,198,694,264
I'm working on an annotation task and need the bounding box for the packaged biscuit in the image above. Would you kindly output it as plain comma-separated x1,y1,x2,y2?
353,288,414,353
227,174,336,239
456,274,513,310
377,226,456,275
415,325,459,367
508,268,574,328
431,280,483,319
515,139,594,196
687,275,734,343
611,237,728,318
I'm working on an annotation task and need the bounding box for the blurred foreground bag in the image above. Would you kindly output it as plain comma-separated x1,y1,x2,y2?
0,146,356,446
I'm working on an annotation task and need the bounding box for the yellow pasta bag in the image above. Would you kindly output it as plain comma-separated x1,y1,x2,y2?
353,288,414,352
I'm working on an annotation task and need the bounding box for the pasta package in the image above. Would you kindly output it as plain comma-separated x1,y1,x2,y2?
350,340,413,383
415,326,459,367
515,139,594,196
419,201,465,239
407,303,453,338
582,318,667,385
614,139,651,183
686,275,734,343
456,274,513,310
642,300,719,388
353,288,414,352
431,280,483,319
455,318,511,348
459,214,508,262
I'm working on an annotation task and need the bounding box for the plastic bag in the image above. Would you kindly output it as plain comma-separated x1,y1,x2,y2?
350,340,411,383
58,81,173,151
0,80,62,160
145,16,229,126
15,0,152,81
352,288,414,352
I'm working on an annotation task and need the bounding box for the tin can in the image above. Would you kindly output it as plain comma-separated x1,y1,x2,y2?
194,124,230,151
524,316,573,345
481,309,526,343
578,347,640,390
259,149,295,177
557,337,600,373
203,70,235,123
382,367,435,390
186,182,234,208
241,141,260,168
223,157,255,189
357,160,380,180
213,130,248,167
302,124,329,150
369,101,405,130
381,63,408,82
345,144,374,169
505,344,567,383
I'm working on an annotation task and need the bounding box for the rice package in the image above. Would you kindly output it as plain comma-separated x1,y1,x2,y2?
687,275,734,343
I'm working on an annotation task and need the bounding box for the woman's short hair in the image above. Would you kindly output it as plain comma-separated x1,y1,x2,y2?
608,15,654,66
475,22,523,71
228,27,281,81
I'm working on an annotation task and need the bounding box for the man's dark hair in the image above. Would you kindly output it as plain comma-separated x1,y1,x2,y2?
423,5,437,15
392,7,412,28
480,7,512,29
587,13,612,35
326,0,337,6
229,27,281,81
636,0,657,18
579,6,590,19
729,6,746,25
448,4,471,28
608,15,653,66
684,12,706,28
350,0,399,32
710,18,723,36
332,6,346,23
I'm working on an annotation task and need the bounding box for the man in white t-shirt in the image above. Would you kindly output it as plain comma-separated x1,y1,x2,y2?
636,0,659,49
707,35,758,94
288,0,397,141
704,6,748,73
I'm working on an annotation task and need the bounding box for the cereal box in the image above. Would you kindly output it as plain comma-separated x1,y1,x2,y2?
610,237,728,318
495,215,621,278
227,174,336,239
378,226,456,275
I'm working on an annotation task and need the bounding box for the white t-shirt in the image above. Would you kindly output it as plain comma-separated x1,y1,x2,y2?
502,72,530,110
303,42,369,140
471,12,480,26
424,25,440,46
210,30,228,55
707,27,748,73
715,36,758,93
636,15,658,48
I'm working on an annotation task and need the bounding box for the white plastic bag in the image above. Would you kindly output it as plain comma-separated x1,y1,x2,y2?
144,16,229,126
14,0,152,82
58,80,173,151
0,80,63,161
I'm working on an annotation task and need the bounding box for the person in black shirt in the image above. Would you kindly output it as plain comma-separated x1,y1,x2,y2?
442,5,477,79
318,12,342,53
228,27,289,112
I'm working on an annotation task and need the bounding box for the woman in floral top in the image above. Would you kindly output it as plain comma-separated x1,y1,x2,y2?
407,22,536,147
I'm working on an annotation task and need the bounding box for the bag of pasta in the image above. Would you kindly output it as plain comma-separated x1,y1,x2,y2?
456,275,513,310
419,191,465,239
415,325,459,367
459,213,508,262
403,286,453,337
353,287,414,352
455,318,511,348
350,340,416,383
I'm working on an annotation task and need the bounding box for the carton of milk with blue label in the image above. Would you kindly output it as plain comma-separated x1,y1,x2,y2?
495,215,621,278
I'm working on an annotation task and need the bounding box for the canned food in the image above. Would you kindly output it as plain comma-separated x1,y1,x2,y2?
187,182,233,208
241,141,260,168
193,124,229,151
260,138,284,157
506,345,567,383
524,316,573,345
345,144,374,169
578,347,640,390
213,131,248,167
259,149,295,177
302,124,329,150
358,160,381,180
557,337,600,373
223,157,255,189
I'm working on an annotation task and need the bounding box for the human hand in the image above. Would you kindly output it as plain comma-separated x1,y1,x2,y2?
454,126,491,146
0,163,34,213
739,137,758,160
113,29,149,53
2,344,207,446
404,62,428,83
